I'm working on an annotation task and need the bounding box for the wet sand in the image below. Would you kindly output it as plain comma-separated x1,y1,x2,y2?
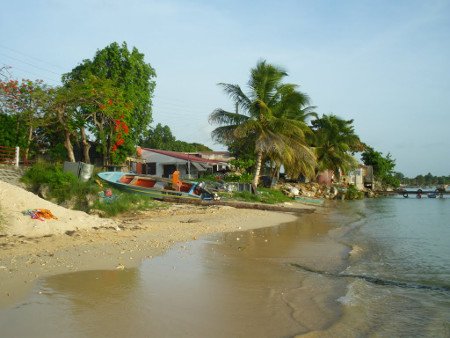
0,204,308,308
0,208,350,338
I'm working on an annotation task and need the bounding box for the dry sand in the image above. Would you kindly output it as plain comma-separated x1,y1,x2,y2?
0,180,311,307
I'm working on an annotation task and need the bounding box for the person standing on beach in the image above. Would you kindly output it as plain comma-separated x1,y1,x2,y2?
172,168,182,191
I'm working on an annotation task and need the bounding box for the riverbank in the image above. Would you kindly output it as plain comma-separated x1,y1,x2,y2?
0,180,313,308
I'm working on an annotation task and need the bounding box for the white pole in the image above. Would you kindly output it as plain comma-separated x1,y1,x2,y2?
15,146,19,167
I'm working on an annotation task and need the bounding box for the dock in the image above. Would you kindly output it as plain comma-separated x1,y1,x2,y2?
376,190,449,196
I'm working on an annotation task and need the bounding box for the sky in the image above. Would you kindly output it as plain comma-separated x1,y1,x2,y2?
1,0,449,177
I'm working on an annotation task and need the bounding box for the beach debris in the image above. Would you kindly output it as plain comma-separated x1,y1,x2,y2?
116,263,125,270
65,230,77,236
98,189,117,203
95,179,104,188
180,218,201,224
22,209,58,221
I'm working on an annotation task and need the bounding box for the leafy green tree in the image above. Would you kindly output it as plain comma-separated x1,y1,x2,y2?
63,42,156,148
48,76,133,164
361,146,400,188
0,78,50,159
209,60,316,188
310,114,363,178
140,123,211,152
141,123,176,149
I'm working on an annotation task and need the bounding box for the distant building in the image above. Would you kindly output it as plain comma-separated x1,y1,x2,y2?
131,148,231,179
345,165,374,190
317,170,335,186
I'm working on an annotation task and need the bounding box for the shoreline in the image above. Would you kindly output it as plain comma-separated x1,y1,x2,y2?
0,203,308,308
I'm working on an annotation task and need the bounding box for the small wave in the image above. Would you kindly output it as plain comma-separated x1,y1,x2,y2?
349,245,363,257
291,263,450,293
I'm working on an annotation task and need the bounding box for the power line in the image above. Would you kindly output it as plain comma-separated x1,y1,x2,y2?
0,44,66,71
0,63,60,84
0,53,62,77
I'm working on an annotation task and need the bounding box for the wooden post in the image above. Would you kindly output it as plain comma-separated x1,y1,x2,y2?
15,147,19,167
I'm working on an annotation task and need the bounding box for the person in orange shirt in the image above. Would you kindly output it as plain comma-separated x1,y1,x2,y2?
172,168,182,191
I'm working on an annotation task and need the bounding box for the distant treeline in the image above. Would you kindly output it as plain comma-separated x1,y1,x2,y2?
396,172,449,187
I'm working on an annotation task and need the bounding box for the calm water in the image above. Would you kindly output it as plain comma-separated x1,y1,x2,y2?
0,197,449,337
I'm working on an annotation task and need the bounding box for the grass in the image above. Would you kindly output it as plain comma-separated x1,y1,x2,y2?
21,162,164,216
345,184,365,200
92,187,166,217
222,187,292,204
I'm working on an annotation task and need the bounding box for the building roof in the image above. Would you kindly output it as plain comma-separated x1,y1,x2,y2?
142,148,229,164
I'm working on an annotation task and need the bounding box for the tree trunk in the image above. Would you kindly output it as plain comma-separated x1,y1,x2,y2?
80,126,91,163
252,150,263,192
56,107,75,162
64,130,75,162
24,124,33,160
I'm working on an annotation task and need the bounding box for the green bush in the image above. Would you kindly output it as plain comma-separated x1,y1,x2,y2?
22,162,82,202
21,162,164,215
92,189,164,217
345,184,364,200
226,187,291,204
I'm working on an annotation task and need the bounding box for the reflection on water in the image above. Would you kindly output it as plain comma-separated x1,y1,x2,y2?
0,212,349,338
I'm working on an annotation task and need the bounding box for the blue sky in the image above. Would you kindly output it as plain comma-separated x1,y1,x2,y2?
1,0,449,176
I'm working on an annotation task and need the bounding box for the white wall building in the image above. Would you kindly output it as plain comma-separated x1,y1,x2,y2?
133,148,230,179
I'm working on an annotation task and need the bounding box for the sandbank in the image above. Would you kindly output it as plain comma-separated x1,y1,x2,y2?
0,180,312,308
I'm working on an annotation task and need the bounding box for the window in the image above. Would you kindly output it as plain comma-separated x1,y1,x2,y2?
146,162,156,175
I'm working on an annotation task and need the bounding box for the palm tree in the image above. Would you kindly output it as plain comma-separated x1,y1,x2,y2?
209,60,316,188
311,114,364,177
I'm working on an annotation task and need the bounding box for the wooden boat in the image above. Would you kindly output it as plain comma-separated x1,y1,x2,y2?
293,196,325,206
98,172,216,200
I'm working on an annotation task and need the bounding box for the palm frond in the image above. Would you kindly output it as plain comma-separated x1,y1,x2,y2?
209,109,249,126
217,83,252,112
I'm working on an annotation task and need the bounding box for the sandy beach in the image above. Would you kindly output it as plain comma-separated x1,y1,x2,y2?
0,180,309,308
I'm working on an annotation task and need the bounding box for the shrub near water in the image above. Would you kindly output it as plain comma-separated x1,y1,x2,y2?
345,184,364,200
226,187,291,204
21,162,97,205
92,189,164,217
21,162,164,216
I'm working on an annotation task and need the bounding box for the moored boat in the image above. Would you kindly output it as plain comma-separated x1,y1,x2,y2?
293,196,325,206
98,172,216,200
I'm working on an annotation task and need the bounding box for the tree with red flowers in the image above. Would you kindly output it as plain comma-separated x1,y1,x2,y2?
49,75,133,164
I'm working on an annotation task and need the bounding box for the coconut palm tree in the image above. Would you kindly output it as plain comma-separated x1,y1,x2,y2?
209,60,316,188
311,114,364,177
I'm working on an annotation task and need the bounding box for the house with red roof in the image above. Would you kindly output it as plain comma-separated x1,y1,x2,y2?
132,148,232,179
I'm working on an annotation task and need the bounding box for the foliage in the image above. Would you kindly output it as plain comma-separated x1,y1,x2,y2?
397,172,449,187
311,114,363,177
20,162,163,215
345,184,364,200
63,41,157,145
229,158,255,173
21,162,88,203
209,60,316,188
361,146,400,188
0,113,28,148
0,78,50,158
140,123,212,152
224,187,291,204
92,189,163,217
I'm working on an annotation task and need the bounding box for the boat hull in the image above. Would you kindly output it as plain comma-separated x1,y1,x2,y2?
294,196,325,206
98,172,210,200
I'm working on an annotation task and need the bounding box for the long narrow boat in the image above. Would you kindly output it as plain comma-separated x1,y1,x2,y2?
293,196,325,206
98,172,216,200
